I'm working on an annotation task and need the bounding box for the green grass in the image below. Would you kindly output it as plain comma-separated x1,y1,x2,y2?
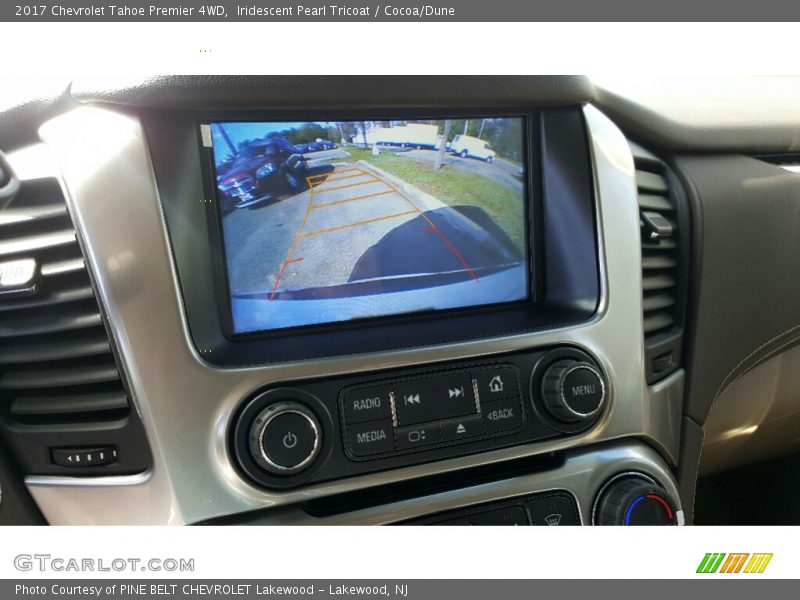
344,149,526,254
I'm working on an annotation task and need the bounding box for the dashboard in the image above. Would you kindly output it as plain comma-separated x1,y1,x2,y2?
1,76,799,526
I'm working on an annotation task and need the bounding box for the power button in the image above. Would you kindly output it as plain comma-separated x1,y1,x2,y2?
248,402,321,475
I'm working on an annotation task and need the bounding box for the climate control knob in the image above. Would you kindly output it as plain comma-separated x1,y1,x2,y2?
248,401,322,476
541,359,606,423
594,475,677,525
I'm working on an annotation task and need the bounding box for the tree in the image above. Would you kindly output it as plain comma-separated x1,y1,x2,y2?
338,121,357,145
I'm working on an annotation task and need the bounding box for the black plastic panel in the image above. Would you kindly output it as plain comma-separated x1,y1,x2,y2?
540,109,599,310
231,346,606,490
0,412,152,476
405,490,581,525
73,75,595,110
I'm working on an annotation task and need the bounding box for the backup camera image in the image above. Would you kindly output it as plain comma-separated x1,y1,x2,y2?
210,117,529,333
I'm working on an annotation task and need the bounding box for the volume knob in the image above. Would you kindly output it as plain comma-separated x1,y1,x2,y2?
541,359,606,423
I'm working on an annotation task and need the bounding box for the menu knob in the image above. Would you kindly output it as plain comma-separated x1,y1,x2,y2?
541,360,606,423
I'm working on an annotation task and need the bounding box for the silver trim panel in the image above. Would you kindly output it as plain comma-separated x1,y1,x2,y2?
15,103,683,525
231,441,682,525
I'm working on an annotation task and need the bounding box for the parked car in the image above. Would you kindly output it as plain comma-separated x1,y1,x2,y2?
449,134,497,163
295,139,336,154
217,137,315,209
304,139,335,152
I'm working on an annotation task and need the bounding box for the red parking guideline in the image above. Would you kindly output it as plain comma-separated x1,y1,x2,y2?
425,225,479,283
269,257,304,301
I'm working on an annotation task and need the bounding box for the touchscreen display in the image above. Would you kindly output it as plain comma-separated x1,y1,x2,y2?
209,117,530,333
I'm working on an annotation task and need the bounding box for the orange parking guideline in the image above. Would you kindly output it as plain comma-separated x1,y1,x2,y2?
375,171,437,228
307,166,360,181
310,170,375,186
284,176,317,255
375,171,479,283
312,188,395,210
270,167,380,299
267,178,318,300
306,167,368,188
300,209,417,239
268,163,479,299
313,176,380,195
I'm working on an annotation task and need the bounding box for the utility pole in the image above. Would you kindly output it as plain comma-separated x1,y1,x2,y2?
361,121,369,148
463,119,470,135
434,119,452,171
216,123,238,157
478,118,487,138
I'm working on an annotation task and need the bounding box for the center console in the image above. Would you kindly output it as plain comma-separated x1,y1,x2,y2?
18,77,685,525
234,346,606,490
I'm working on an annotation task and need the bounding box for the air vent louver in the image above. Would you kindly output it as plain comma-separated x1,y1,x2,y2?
637,167,678,338
630,142,688,384
0,178,128,424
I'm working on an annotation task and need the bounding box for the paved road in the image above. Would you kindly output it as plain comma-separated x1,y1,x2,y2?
279,166,444,293
222,185,309,295
402,149,523,193
222,163,451,297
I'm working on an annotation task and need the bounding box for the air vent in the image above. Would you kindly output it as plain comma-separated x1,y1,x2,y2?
0,178,127,424
637,168,678,337
631,142,688,384
0,174,150,476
